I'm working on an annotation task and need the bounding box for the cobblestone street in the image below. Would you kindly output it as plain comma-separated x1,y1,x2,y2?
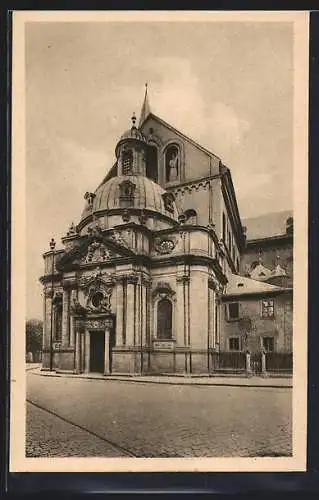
26,371,292,458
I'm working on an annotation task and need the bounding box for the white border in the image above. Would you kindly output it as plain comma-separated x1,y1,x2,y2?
10,10,309,472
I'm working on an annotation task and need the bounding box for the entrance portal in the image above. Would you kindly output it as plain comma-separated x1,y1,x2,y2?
90,331,105,373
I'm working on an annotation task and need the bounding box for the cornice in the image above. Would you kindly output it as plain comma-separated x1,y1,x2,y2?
165,174,220,195
77,207,179,233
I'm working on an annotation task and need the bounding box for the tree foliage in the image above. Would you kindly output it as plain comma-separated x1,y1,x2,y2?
26,319,43,353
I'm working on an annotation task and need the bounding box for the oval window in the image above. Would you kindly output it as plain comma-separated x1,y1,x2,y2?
92,291,104,308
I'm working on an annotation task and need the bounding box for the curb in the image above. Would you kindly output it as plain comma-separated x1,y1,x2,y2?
29,369,292,389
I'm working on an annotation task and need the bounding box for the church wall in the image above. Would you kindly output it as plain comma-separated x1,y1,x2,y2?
142,116,220,185
219,193,241,273
173,186,210,226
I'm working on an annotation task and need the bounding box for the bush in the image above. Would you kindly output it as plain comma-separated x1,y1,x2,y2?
26,319,43,356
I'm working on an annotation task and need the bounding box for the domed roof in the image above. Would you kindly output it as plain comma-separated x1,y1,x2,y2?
119,125,147,143
81,175,179,221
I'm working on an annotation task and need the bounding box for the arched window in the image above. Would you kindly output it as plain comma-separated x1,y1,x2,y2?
165,145,179,182
184,209,197,225
118,179,136,207
157,298,173,339
122,149,133,174
146,145,158,182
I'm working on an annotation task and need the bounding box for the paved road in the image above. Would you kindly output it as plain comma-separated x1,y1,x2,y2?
27,372,292,458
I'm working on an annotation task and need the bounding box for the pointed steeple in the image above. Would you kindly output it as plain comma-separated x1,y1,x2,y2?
138,82,151,128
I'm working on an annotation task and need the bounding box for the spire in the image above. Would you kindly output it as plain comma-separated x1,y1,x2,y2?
138,82,151,127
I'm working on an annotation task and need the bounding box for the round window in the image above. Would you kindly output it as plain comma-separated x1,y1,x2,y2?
91,292,104,308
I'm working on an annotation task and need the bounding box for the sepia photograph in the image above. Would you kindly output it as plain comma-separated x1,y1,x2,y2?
10,11,308,472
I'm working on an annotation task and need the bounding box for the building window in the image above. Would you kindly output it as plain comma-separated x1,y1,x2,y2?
91,291,104,308
122,149,133,174
227,302,239,320
165,145,179,182
222,212,226,241
157,298,173,339
184,209,197,225
262,299,274,318
162,192,175,213
236,257,240,272
229,337,240,351
146,144,158,182
118,179,136,207
262,336,275,352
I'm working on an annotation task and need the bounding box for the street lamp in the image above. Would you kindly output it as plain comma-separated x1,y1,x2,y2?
49,237,56,371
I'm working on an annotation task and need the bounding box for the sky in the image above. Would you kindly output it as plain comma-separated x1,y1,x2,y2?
25,19,294,319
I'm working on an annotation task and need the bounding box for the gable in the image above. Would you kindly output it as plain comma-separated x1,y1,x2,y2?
56,233,135,271
141,114,221,182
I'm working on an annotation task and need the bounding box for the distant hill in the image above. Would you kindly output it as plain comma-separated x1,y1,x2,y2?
242,210,293,240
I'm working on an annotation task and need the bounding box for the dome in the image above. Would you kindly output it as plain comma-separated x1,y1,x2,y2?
119,126,147,143
81,175,179,221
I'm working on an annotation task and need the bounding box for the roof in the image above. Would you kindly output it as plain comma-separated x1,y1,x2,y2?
225,273,282,297
81,175,179,221
141,112,221,161
242,210,292,240
138,84,151,127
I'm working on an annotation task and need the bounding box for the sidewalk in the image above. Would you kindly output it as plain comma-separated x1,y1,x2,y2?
29,366,292,388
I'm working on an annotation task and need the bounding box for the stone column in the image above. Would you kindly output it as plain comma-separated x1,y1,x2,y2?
126,275,137,346
104,328,110,375
115,278,124,345
75,320,81,373
81,331,85,373
176,273,187,346
135,278,141,347
62,287,70,346
84,330,90,373
43,289,53,350
141,279,148,347
261,350,267,376
69,289,77,347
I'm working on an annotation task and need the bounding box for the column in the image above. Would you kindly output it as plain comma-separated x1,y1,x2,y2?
261,350,267,376
84,330,90,373
81,331,85,373
126,276,137,345
145,282,151,347
135,279,141,347
75,322,81,373
141,279,148,346
115,279,124,345
69,289,77,347
62,287,70,346
208,286,215,350
176,274,186,346
44,290,53,349
104,328,110,375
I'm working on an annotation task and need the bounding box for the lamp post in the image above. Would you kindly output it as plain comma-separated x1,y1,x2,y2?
49,238,56,371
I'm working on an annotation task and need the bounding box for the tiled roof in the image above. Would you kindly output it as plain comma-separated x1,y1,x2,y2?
225,273,282,296
242,210,292,240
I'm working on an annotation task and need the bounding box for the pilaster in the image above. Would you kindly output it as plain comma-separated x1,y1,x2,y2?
62,287,70,346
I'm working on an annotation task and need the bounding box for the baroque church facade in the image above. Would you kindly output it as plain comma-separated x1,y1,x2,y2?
40,89,293,376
